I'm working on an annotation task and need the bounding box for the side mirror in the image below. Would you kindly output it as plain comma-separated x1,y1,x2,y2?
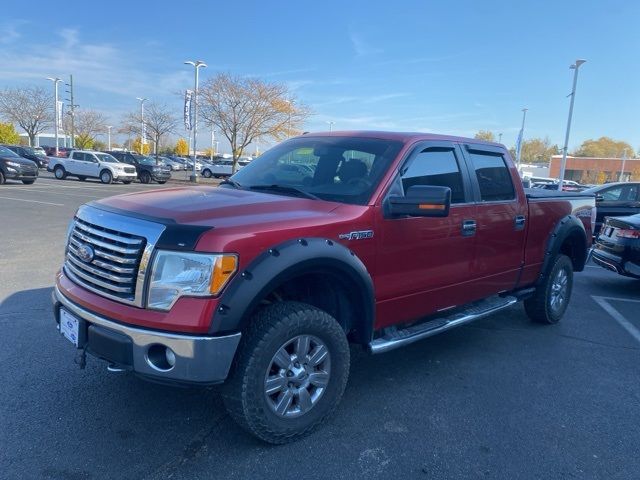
595,194,604,202
388,185,451,217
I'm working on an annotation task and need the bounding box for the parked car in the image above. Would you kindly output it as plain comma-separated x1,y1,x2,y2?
2,144,49,168
48,150,137,184
201,159,250,178
581,182,640,236
0,145,39,184
158,156,184,171
541,179,586,192
591,214,640,278
43,146,73,157
105,151,171,184
53,132,594,443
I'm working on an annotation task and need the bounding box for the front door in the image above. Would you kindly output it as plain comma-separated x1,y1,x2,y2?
595,183,640,233
374,142,478,329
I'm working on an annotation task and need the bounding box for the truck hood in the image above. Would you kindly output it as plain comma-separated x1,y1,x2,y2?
92,186,341,228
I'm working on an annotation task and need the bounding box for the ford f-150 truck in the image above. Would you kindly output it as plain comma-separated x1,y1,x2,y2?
52,132,595,443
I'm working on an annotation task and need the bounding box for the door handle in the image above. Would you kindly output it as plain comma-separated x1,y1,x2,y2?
462,219,477,237
514,215,526,231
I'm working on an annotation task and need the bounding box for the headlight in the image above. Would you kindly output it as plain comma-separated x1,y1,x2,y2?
147,251,237,310
6,161,21,167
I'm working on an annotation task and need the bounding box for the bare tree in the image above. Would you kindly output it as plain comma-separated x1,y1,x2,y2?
199,73,311,172
0,86,51,146
75,109,108,140
123,102,177,162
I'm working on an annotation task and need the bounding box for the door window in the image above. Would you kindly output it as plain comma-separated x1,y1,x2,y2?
71,152,85,160
600,185,639,201
468,151,515,201
401,148,467,203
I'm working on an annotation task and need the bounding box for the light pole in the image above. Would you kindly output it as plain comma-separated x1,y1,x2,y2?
46,77,62,155
515,108,528,170
498,132,503,144
210,127,215,161
185,60,207,182
327,121,335,132
107,126,112,150
557,59,586,191
136,97,147,154
619,149,628,182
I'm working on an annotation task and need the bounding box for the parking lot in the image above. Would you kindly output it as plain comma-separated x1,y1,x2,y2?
1,174,639,480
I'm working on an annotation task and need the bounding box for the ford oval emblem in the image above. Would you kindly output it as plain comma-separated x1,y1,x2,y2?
77,244,95,263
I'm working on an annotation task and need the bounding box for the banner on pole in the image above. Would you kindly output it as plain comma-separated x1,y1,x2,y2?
184,89,193,130
57,101,64,131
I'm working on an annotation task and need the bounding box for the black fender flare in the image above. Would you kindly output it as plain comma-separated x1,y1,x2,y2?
210,237,375,343
537,214,588,285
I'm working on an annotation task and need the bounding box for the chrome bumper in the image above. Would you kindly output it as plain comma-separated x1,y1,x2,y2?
53,286,241,384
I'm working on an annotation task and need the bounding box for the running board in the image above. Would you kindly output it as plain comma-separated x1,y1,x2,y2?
368,295,518,354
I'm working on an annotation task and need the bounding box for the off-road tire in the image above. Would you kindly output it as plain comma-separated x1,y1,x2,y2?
222,301,350,444
100,170,113,184
525,254,573,324
140,171,151,184
54,166,66,180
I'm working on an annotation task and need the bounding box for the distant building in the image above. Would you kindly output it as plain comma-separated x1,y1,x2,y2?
549,155,640,184
19,132,72,148
519,163,550,179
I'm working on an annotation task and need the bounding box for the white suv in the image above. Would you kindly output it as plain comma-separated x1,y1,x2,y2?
49,151,138,184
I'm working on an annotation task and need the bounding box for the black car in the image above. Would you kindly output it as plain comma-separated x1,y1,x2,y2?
0,146,39,184
581,182,640,235
592,214,640,279
2,144,49,168
104,151,171,184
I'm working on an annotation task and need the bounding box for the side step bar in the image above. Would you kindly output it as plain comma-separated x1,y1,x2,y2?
368,295,518,354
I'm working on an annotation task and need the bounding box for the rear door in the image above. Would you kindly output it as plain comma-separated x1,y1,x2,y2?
595,184,640,231
374,141,478,327
461,144,526,294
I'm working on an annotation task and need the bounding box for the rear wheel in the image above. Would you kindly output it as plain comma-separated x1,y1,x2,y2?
222,301,350,444
100,170,113,184
21,179,35,185
54,166,66,180
140,171,151,184
525,254,573,324
202,169,212,178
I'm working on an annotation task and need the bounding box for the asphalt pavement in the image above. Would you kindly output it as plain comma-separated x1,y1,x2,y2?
1,172,639,480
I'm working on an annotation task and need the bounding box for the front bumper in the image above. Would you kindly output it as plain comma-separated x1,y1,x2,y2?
114,172,138,181
5,167,38,180
151,171,171,181
52,286,241,385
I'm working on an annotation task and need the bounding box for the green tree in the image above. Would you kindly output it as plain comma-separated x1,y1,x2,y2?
474,130,495,142
0,122,20,144
174,138,189,156
75,133,94,149
509,137,559,164
573,137,634,158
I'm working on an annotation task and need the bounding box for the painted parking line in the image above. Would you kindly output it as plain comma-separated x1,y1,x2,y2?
10,187,100,198
0,195,64,206
592,295,640,344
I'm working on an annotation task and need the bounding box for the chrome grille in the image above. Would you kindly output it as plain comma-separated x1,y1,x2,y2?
124,167,136,174
64,217,146,302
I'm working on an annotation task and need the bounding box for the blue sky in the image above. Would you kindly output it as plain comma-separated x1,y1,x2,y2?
1,0,639,153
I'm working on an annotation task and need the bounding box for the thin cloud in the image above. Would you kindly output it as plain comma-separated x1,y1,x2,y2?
349,31,383,57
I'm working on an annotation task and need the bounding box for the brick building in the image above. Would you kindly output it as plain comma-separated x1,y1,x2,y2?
548,155,640,184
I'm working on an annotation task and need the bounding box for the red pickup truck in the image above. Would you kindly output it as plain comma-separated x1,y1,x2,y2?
53,131,595,443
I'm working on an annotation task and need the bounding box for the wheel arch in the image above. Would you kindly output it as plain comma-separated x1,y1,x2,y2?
211,238,375,345
537,215,588,285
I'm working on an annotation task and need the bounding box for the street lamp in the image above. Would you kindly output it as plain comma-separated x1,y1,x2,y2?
498,132,503,144
136,97,147,155
185,60,207,182
46,77,62,155
107,126,112,150
515,108,528,170
620,149,629,182
557,59,586,191
327,121,335,132
210,127,215,161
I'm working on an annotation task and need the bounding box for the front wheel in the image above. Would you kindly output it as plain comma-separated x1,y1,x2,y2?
222,301,350,444
140,171,151,184
524,254,573,324
100,170,113,184
202,169,212,178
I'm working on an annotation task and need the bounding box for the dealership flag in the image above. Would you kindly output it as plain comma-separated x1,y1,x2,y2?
184,89,193,130
57,101,64,131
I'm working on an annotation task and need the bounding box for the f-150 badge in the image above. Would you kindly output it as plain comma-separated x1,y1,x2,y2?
338,230,374,241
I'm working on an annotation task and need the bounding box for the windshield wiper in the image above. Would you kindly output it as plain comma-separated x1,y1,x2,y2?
220,179,242,189
249,184,319,200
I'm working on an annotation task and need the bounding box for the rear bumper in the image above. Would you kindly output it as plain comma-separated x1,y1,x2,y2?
52,285,241,385
592,249,640,278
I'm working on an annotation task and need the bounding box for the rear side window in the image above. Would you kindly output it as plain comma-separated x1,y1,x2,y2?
401,148,466,203
468,151,515,201
71,152,84,160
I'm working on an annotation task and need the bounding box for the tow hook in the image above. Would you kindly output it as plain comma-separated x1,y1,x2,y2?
74,348,87,369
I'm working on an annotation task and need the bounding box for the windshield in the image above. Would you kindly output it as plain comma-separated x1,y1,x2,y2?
0,146,20,158
228,136,403,205
132,154,157,165
95,153,119,163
